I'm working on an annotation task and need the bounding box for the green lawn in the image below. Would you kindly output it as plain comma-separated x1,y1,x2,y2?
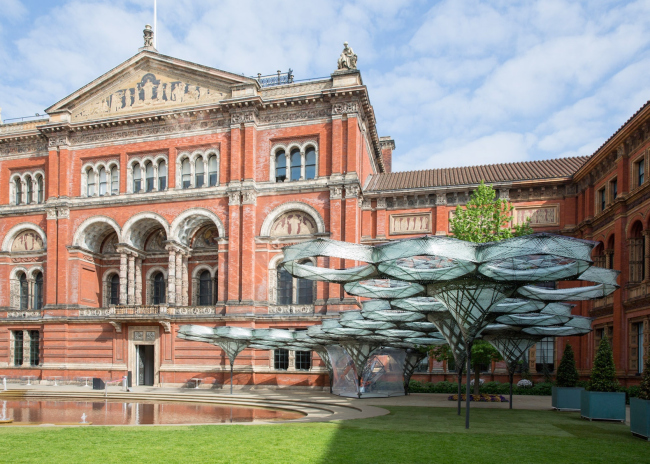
1,407,648,463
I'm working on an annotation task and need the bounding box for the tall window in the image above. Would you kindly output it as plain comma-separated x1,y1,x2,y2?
305,147,316,180
133,164,142,193
182,159,191,189
290,149,301,181
19,273,28,310
110,167,119,195
198,270,213,305
87,169,96,196
33,272,43,310
99,167,107,196
630,223,645,283
295,350,311,370
29,330,39,366
36,175,44,203
145,163,154,192
15,178,22,205
110,274,120,305
275,150,287,182
277,267,293,304
638,158,645,186
208,155,218,186
598,188,606,212
25,175,32,204
535,337,555,373
611,178,618,201
297,262,314,304
153,272,166,304
195,158,204,188
13,331,23,366
632,322,644,374
274,349,289,370
158,161,167,191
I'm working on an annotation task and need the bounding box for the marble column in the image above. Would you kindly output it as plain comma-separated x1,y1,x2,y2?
182,255,189,306
23,330,31,366
175,251,183,305
135,257,143,305
119,252,128,305
167,248,176,305
127,254,135,305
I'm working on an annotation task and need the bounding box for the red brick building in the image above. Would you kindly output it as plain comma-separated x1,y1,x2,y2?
0,36,648,388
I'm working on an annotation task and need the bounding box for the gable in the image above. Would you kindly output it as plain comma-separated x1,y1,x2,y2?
47,51,257,122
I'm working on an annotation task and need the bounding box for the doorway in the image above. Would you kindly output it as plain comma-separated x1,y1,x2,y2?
136,345,155,386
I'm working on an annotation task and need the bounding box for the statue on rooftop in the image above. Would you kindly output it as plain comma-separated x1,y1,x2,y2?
337,42,357,70
143,24,154,48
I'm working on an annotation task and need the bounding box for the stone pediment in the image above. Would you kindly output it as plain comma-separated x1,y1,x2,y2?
46,51,257,122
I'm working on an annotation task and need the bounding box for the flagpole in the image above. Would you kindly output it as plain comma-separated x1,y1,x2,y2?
154,0,157,49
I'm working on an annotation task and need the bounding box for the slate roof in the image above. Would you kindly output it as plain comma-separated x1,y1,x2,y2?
365,156,590,192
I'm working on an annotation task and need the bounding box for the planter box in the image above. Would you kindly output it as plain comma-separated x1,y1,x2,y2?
552,386,584,411
630,397,650,440
580,390,626,422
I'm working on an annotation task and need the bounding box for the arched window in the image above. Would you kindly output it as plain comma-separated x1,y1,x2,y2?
110,274,120,305
181,158,191,189
208,156,218,186
153,272,165,304
277,266,293,305
290,149,301,181
195,158,204,188
275,150,287,182
145,162,154,192
198,270,213,305
15,178,22,205
87,169,96,197
630,223,645,283
19,273,28,310
36,175,44,203
25,176,33,204
98,167,107,196
305,147,316,180
110,167,119,195
133,164,142,193
297,261,314,304
158,161,167,191
33,272,43,310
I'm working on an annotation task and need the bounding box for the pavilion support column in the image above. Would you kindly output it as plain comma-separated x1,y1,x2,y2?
166,247,176,306
119,251,128,305
182,254,189,306
127,254,135,305
175,251,183,306
135,257,143,306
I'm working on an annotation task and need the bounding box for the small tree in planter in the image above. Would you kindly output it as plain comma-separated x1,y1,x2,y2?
630,354,650,439
470,340,502,395
552,343,584,410
581,335,625,421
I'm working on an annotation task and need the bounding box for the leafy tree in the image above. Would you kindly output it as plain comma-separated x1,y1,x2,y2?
638,356,650,401
556,343,579,388
450,181,533,242
588,335,619,392
470,340,502,394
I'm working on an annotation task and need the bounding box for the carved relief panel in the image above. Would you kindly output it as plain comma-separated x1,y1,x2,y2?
389,213,432,235
270,211,317,237
513,205,559,227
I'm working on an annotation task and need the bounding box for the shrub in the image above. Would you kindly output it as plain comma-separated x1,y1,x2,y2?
556,343,579,388
588,335,619,392
638,356,650,401
517,379,533,388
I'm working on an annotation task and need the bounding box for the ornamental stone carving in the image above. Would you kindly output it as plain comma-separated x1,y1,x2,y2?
6,311,40,319
360,198,372,210
337,42,358,70
329,186,343,199
435,193,447,205
331,102,359,115
231,111,257,125
228,191,241,206
11,231,44,252
499,189,510,200
376,197,387,209
58,207,70,219
268,305,314,314
48,135,69,148
270,211,318,237
345,185,360,198
242,190,257,205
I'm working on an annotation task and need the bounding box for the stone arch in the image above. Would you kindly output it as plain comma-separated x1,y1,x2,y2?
73,216,121,253
2,222,47,252
192,264,217,279
122,212,169,250
26,265,44,280
627,214,646,236
260,202,325,237
170,208,225,246
146,266,168,305
9,266,29,280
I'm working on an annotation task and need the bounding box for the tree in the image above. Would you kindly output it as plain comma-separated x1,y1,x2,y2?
450,181,533,242
556,343,579,388
639,356,650,401
588,334,619,392
470,340,502,394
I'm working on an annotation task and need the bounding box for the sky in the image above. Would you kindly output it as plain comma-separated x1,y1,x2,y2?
2,0,650,172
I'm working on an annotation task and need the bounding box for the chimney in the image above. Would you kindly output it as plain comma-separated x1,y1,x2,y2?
379,136,395,173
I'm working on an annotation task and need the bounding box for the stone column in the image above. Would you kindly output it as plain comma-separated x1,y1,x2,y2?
135,257,143,305
175,251,183,305
167,247,176,305
605,249,613,269
23,330,31,366
152,164,159,192
119,252,128,305
300,151,306,180
644,230,650,283
182,255,189,306
127,254,135,305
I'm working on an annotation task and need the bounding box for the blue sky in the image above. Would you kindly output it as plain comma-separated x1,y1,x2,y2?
2,0,650,171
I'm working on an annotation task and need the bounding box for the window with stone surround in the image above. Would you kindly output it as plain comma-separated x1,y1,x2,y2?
295,350,312,371
29,330,40,366
176,149,219,190
634,156,645,188
274,349,289,370
630,320,646,374
629,221,645,283
275,261,315,305
610,178,618,202
10,171,45,205
11,268,45,310
597,187,606,212
153,272,166,305
82,160,119,197
13,331,23,366
271,142,318,183
126,155,167,194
